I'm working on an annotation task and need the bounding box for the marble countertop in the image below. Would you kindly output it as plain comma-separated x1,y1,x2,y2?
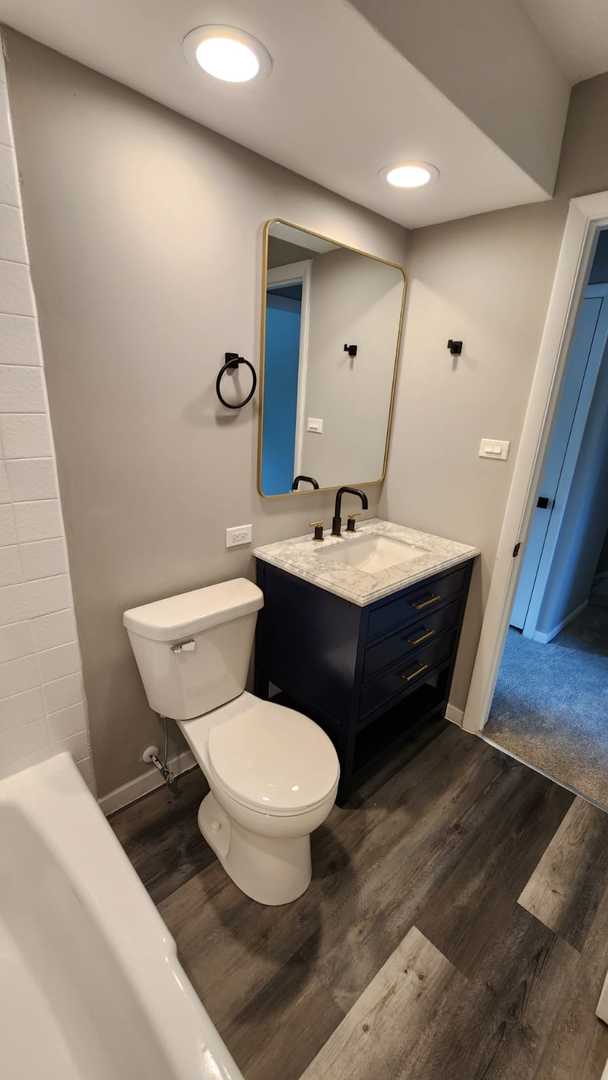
254,518,479,607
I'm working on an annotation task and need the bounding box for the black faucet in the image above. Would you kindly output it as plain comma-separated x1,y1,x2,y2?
292,475,319,491
332,487,368,536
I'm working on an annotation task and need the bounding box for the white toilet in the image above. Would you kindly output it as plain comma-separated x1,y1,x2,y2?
123,578,339,905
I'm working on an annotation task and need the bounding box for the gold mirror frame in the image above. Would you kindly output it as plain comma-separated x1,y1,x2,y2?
257,218,407,498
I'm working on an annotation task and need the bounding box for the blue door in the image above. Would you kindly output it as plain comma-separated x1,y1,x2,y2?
261,289,302,495
511,293,605,629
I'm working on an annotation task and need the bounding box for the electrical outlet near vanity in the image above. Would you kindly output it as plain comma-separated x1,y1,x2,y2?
254,519,478,803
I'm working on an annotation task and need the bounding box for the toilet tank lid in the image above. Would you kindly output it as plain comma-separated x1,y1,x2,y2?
123,578,263,642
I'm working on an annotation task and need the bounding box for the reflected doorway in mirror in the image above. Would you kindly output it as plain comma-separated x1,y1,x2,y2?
258,220,406,497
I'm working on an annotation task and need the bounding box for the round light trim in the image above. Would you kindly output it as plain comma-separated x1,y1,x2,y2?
383,162,439,188
183,26,272,83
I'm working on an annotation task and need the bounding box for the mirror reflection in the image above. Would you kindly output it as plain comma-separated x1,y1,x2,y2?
259,220,405,496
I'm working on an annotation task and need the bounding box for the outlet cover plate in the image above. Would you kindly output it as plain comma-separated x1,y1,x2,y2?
226,523,253,548
479,438,510,461
307,417,324,434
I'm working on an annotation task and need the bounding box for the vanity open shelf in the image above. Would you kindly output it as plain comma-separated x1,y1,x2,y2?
352,675,447,778
254,522,476,802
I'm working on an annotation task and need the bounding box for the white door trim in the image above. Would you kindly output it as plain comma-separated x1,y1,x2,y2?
267,259,311,476
464,192,608,734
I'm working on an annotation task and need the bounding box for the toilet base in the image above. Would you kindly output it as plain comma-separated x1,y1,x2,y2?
198,792,312,906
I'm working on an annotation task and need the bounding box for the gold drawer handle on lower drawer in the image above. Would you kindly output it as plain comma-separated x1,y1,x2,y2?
406,628,435,646
412,593,441,610
401,662,429,682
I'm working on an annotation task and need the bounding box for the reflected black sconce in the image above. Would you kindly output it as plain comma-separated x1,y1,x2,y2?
447,339,463,356
344,344,358,357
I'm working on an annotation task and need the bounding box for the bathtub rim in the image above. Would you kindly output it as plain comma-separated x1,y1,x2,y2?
0,751,242,1080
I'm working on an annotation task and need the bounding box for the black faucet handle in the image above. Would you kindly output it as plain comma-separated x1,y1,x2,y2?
309,520,325,541
346,513,364,532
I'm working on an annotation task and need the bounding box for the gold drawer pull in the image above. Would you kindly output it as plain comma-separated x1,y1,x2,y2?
401,662,429,682
407,627,434,646
412,593,441,610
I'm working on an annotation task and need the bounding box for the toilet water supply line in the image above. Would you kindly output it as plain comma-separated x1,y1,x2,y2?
147,637,197,786
150,716,175,787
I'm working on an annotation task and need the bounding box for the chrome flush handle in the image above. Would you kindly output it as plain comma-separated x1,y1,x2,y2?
171,639,197,654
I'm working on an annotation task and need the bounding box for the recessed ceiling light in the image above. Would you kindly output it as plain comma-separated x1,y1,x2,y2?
183,25,272,83
382,162,439,188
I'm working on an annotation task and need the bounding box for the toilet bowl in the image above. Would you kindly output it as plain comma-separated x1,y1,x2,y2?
179,692,338,904
123,578,339,905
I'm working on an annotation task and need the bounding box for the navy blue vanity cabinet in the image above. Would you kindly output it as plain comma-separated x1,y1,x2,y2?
254,557,474,803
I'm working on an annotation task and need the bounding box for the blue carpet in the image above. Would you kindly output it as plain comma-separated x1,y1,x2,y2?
487,604,608,808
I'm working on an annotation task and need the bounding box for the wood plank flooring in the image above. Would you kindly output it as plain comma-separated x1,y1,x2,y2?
109,718,608,1080
519,797,608,951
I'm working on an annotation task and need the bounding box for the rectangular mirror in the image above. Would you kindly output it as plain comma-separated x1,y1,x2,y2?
258,219,406,497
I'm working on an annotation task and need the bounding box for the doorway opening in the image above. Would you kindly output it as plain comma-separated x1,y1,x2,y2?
485,227,608,806
260,259,311,496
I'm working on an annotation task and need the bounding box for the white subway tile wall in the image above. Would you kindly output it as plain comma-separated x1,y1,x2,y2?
5,458,57,500
0,412,53,457
0,45,94,789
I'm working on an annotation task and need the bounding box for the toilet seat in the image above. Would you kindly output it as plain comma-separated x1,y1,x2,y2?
205,695,339,817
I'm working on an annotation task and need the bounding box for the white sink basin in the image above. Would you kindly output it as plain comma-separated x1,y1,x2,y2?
317,533,429,575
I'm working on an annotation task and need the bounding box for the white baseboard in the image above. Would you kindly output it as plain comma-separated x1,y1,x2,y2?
98,749,196,816
445,702,464,726
531,600,588,644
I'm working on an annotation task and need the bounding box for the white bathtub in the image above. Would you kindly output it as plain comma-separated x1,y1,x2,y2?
0,752,243,1080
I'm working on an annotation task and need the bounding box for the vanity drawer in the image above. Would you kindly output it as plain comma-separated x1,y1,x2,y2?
364,597,461,679
367,565,468,642
360,630,457,718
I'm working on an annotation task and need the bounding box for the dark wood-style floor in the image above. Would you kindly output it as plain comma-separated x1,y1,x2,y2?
110,717,608,1079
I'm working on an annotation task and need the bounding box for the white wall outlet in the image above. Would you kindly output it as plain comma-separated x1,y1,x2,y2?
479,438,510,461
306,417,324,434
226,523,253,548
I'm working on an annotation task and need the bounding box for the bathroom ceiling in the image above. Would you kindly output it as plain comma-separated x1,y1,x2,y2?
0,0,552,228
521,0,608,83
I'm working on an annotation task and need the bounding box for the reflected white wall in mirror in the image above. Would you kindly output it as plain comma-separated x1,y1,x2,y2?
258,220,406,496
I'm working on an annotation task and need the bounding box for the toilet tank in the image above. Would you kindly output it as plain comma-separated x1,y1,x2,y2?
123,579,264,721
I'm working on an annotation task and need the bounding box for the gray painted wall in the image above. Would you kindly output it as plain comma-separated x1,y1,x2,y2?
349,0,569,194
301,248,403,488
380,200,565,709
382,71,608,713
6,31,409,796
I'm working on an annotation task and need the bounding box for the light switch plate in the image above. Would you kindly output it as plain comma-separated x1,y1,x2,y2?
307,417,324,434
226,523,253,548
479,438,510,461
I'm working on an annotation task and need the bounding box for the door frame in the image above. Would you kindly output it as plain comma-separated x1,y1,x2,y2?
520,282,608,641
267,260,311,476
464,192,608,734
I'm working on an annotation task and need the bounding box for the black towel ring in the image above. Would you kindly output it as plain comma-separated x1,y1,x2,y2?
216,353,257,409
